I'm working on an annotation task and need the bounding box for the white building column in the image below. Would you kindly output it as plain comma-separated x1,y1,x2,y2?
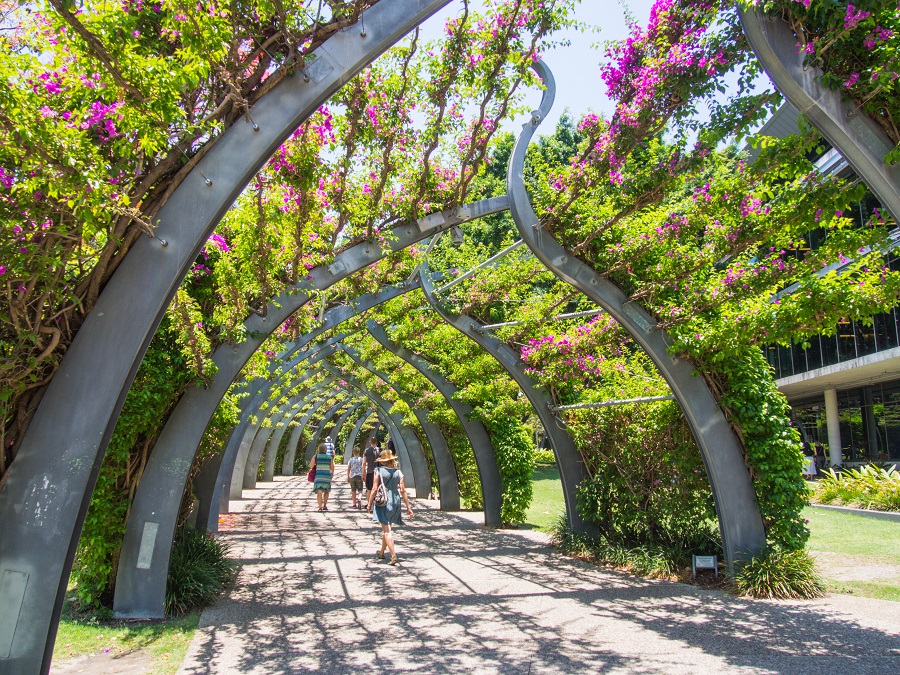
824,387,842,466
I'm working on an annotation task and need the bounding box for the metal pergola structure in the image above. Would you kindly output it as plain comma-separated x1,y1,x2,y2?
1,2,898,672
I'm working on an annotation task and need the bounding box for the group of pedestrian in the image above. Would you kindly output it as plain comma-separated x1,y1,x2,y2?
309,435,413,565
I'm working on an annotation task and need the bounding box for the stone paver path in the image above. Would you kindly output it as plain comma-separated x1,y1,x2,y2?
178,475,900,674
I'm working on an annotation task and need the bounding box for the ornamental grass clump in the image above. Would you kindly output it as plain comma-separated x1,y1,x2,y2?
550,516,682,579
734,549,824,600
165,527,234,616
812,465,900,512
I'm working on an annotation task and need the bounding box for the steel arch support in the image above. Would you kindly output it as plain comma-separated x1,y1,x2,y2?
740,9,900,221
418,265,595,534
507,61,766,570
337,344,434,499
232,370,339,497
366,321,503,525
113,373,337,618
346,411,376,455
240,381,351,492
303,400,352,464
118,199,504,623
329,402,365,460
317,363,420,493
0,3,454,670
261,391,342,482
410,409,458,508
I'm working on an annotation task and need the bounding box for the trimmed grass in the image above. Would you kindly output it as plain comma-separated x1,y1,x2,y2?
53,608,199,675
826,580,900,603
524,462,565,532
804,506,900,557
803,506,900,602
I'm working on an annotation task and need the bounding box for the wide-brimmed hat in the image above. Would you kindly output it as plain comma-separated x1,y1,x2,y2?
375,451,398,464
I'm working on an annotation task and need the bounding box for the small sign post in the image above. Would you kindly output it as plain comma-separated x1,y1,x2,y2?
692,554,718,578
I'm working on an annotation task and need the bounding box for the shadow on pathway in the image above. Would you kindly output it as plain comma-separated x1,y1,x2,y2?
177,475,900,674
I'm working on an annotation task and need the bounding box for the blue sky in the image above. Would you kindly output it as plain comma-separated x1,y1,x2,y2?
417,0,658,133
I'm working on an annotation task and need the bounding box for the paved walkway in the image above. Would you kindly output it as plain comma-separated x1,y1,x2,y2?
178,475,900,674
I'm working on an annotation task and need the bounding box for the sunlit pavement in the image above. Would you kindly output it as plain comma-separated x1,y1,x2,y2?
178,474,900,674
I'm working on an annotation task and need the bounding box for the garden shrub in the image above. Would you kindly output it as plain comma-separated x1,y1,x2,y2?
165,526,234,616
572,398,722,558
551,515,682,579
734,548,824,599
533,448,556,464
813,465,900,512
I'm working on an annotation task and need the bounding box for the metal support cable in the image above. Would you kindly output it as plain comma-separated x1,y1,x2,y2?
405,230,445,286
434,239,526,294
477,307,606,332
549,395,675,412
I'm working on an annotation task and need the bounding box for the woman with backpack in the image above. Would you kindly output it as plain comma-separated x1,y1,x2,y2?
366,449,413,565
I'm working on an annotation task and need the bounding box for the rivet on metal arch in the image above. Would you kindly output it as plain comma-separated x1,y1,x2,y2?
506,61,766,572
418,263,597,536
366,320,504,526
0,3,455,671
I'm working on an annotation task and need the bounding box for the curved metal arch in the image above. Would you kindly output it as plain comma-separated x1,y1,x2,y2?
418,264,596,535
303,399,355,464
227,341,345,498
114,372,338,618
282,400,361,476
336,343,433,498
116,199,506,623
261,392,363,483
317,362,420,491
320,401,365,462
262,396,362,481
0,4,455,669
366,320,503,525
507,61,765,570
239,371,361,493
345,410,376,456
740,9,900,221
232,362,341,496
235,280,421,445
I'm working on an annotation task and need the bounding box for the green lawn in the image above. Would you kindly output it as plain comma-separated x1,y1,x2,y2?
524,462,566,532
53,606,199,675
804,507,900,557
803,506,900,602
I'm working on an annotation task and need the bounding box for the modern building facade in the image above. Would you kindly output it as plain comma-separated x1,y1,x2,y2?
755,105,900,467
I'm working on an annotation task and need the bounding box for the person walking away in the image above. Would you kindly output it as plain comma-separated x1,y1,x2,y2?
362,436,381,503
311,442,335,511
324,436,336,458
347,446,365,509
367,449,413,565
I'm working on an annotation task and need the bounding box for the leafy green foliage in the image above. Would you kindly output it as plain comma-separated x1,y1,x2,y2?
551,515,683,578
813,464,900,512
734,548,825,599
72,324,190,607
165,527,234,616
765,0,900,161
